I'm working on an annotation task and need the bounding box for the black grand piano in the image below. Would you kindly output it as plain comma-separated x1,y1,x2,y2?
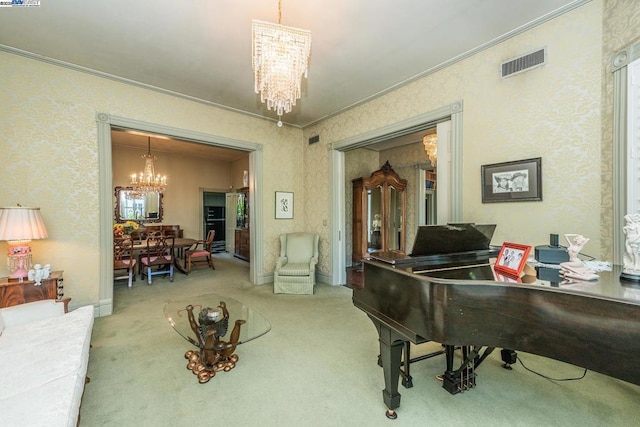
352,224,640,419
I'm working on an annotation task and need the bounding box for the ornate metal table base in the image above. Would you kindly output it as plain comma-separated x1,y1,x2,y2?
182,302,246,384
184,350,240,383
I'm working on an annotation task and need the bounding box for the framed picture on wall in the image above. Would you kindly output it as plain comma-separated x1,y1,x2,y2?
275,191,294,219
481,157,542,203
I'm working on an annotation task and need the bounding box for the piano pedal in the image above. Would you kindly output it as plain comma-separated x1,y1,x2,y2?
442,369,476,395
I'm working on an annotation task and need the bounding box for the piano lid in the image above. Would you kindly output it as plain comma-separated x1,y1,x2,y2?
409,223,496,256
368,223,497,266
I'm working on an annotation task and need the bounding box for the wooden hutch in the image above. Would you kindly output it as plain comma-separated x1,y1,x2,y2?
352,161,407,265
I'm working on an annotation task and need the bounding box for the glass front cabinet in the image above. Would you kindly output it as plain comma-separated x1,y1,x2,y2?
352,161,407,265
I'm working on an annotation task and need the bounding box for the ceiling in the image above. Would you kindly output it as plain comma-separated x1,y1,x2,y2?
0,0,584,131
111,130,248,162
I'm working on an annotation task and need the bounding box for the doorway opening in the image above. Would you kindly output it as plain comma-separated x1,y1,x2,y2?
330,101,464,285
203,192,226,254
97,113,264,316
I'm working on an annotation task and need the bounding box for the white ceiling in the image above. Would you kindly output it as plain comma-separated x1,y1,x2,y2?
0,0,584,131
111,130,249,162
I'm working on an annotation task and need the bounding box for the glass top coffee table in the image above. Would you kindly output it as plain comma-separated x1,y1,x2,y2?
164,294,271,383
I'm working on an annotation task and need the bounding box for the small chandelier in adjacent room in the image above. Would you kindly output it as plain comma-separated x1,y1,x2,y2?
423,133,438,167
129,137,167,198
252,0,312,127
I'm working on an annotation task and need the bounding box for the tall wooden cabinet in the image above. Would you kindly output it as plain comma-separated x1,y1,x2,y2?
234,187,250,261
352,161,407,264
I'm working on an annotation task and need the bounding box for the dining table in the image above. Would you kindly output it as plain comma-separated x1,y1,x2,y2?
133,237,197,275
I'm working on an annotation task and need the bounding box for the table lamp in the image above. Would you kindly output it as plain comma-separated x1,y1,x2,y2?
0,206,48,279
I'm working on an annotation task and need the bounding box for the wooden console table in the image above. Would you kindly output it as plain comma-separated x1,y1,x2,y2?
0,271,64,308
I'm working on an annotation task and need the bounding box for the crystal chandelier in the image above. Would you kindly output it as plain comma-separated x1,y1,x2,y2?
423,134,438,167
252,0,311,127
129,137,167,198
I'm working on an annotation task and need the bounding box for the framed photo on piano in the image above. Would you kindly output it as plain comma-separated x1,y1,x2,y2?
495,242,531,277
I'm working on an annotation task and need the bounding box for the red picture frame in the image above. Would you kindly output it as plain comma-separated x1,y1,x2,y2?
494,242,531,277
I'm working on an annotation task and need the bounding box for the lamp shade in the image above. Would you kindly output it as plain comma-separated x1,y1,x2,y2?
0,207,48,241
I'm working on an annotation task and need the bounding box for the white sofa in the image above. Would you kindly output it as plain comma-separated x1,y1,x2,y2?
0,300,94,427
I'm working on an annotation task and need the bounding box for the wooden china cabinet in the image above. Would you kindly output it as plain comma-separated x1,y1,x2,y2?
352,161,407,265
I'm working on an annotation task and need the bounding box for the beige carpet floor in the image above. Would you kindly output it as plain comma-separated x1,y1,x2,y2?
80,253,640,426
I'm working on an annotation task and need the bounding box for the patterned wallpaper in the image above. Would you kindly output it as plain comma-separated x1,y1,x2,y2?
0,52,303,306
304,0,607,262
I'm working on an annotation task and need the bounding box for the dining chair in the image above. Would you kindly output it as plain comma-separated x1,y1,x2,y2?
139,232,174,284
184,230,216,274
113,237,137,288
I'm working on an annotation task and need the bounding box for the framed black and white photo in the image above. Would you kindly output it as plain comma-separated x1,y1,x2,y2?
481,157,542,203
494,242,531,277
275,191,294,219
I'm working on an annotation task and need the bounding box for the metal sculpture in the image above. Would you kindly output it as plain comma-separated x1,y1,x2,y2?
182,302,246,383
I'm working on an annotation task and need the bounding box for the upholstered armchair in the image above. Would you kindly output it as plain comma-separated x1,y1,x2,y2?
274,232,319,295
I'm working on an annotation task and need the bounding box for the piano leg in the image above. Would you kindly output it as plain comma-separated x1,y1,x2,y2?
401,342,413,388
377,323,405,419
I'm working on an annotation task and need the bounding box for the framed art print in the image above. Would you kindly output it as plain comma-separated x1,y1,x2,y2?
481,157,542,203
275,191,294,219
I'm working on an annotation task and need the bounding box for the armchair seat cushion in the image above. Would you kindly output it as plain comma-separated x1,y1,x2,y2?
277,263,311,276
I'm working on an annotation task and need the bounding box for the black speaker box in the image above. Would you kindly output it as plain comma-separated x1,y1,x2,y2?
534,245,569,264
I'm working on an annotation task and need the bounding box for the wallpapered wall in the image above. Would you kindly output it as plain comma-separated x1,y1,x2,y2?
0,52,304,307
304,0,606,265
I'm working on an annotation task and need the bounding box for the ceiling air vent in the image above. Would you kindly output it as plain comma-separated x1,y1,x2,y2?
500,48,546,79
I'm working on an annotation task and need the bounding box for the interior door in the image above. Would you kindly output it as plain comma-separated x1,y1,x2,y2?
225,193,238,254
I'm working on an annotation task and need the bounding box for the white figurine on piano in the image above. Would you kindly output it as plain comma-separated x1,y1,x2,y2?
559,234,598,281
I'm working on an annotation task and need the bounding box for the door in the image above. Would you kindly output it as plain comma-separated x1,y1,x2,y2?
225,193,238,254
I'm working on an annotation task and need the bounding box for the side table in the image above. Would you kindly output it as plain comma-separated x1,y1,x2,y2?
0,270,64,308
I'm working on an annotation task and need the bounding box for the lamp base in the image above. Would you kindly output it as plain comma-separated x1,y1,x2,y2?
8,268,29,279
7,241,32,280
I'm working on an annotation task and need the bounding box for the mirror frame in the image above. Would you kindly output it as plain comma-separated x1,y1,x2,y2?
114,186,164,223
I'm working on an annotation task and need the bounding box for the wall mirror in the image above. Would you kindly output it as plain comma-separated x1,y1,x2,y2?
114,186,163,223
